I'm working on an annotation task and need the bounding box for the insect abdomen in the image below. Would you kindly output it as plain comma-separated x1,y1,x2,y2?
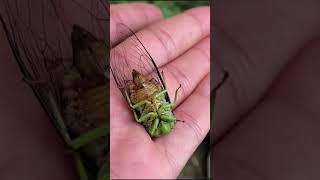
130,82,159,104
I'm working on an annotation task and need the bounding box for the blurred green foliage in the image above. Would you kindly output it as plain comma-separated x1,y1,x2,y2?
111,0,210,18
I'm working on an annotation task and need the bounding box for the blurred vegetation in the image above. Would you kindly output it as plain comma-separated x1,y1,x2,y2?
111,0,210,18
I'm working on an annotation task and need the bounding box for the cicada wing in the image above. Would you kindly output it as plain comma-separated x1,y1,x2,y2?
0,0,71,142
110,23,169,102
0,0,110,141
1,0,110,179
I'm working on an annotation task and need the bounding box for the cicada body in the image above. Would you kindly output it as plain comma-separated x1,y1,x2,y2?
127,69,178,137
0,1,109,179
61,25,109,180
110,23,181,138
62,25,108,136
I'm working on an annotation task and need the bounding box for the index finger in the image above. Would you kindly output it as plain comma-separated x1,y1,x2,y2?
111,6,210,82
111,3,163,45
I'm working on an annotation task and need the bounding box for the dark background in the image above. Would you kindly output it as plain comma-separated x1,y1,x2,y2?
213,0,320,179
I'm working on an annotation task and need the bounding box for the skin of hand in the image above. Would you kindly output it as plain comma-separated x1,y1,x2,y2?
110,3,210,179
212,0,320,179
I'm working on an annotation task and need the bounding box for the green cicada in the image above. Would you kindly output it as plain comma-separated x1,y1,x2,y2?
0,0,109,179
61,25,109,180
111,23,181,137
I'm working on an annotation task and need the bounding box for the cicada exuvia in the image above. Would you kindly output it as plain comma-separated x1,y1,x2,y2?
110,23,182,138
0,0,109,179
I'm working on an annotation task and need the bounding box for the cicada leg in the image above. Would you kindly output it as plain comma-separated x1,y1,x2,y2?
126,89,155,123
124,90,141,122
154,90,167,101
160,71,182,106
156,85,182,106
138,111,157,123
124,90,157,123
63,125,108,180
133,100,157,123
69,125,107,149
74,153,89,180
149,118,160,136
124,89,135,109
47,93,92,180
154,90,177,110
132,100,151,109
158,104,176,122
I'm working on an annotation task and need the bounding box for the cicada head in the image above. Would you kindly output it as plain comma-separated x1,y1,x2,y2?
71,25,98,49
132,69,148,86
71,25,109,81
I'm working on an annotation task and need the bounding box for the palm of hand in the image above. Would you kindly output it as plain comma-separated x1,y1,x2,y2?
110,3,210,179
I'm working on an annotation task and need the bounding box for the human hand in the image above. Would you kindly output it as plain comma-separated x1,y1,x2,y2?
213,0,320,179
110,3,210,179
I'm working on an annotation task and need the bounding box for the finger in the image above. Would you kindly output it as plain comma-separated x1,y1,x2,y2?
214,36,320,180
111,6,210,72
111,3,163,45
159,36,210,107
154,74,210,177
212,0,320,143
